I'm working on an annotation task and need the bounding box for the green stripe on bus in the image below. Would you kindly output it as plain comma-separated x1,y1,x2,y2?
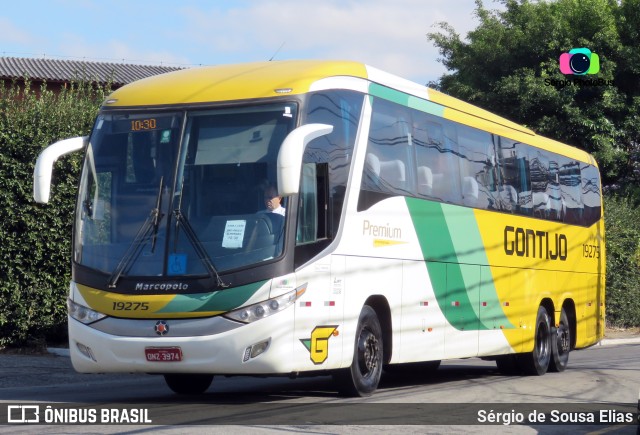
369,83,409,106
369,83,444,117
408,96,444,117
157,280,268,314
406,198,513,330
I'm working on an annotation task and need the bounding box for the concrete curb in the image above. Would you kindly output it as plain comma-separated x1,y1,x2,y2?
46,347,70,357
598,337,640,346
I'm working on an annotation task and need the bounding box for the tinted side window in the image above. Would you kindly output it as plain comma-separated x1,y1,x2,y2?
457,126,498,209
358,98,416,211
362,98,413,196
497,138,522,213
304,90,363,236
547,155,563,221
558,157,583,225
581,164,602,226
353,91,602,227
516,143,533,215
529,149,553,220
413,113,462,204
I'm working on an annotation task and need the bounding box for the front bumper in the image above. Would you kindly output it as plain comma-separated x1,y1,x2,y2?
68,308,295,374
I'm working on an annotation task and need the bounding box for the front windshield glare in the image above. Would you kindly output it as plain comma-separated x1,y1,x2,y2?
75,104,297,280
75,112,182,277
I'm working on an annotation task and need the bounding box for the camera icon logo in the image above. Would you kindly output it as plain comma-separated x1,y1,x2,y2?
559,48,600,75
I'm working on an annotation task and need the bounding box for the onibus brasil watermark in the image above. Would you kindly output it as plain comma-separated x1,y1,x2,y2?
7,405,151,424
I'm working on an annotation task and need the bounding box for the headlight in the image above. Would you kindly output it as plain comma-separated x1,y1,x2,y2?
67,298,107,324
224,285,305,324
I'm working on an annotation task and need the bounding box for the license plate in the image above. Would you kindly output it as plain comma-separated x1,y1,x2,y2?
145,347,183,362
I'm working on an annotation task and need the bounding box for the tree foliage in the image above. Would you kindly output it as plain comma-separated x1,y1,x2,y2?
429,0,640,327
428,0,640,191
603,195,640,327
0,80,109,347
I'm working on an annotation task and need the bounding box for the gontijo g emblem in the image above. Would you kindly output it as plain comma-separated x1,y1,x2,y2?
300,325,339,364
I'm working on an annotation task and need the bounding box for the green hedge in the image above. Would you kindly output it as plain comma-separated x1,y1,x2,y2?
0,80,638,348
603,195,640,327
0,80,108,347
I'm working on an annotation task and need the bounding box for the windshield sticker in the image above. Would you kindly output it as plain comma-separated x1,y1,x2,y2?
222,220,246,249
160,130,171,143
168,253,187,275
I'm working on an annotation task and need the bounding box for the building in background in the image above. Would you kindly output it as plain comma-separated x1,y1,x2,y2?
0,56,183,94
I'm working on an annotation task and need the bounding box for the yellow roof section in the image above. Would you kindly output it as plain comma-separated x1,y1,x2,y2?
104,60,368,107
102,59,594,164
429,88,535,136
428,89,593,163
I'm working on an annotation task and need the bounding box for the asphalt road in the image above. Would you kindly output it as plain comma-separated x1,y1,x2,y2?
0,340,638,434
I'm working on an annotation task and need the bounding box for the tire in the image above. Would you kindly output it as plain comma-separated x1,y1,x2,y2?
517,306,552,376
164,374,213,395
549,308,571,372
333,305,383,397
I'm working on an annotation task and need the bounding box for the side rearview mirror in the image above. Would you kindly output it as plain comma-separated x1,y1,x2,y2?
33,136,88,203
277,124,333,197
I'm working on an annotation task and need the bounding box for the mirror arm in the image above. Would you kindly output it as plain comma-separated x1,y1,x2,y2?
33,136,87,203
277,124,333,197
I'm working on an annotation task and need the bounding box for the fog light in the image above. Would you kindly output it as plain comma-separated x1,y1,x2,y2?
242,338,271,362
76,342,97,362
251,340,270,358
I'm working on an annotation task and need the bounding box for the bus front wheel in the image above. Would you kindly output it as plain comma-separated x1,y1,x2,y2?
517,306,552,376
333,305,383,397
164,373,214,395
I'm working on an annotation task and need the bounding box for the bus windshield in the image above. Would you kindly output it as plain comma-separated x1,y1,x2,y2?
74,104,298,283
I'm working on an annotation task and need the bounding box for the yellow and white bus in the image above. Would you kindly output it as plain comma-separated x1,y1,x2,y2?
34,60,605,396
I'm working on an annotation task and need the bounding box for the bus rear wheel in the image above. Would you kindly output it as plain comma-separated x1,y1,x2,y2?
333,305,383,397
164,373,213,395
517,306,552,376
549,308,571,372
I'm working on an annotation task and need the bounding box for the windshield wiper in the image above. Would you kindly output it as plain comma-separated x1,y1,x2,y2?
108,178,164,288
149,177,164,253
172,209,228,288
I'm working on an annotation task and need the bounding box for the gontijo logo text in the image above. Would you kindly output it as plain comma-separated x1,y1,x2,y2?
559,47,599,75
503,226,568,261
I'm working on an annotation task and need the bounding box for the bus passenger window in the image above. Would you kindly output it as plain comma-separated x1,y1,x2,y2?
497,138,523,214
304,90,362,237
559,157,583,225
547,158,563,221
362,98,412,197
581,164,601,226
457,126,496,210
412,115,461,204
514,143,533,215
530,150,548,218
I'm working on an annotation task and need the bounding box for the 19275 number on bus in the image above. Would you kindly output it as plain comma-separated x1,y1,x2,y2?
583,244,600,259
